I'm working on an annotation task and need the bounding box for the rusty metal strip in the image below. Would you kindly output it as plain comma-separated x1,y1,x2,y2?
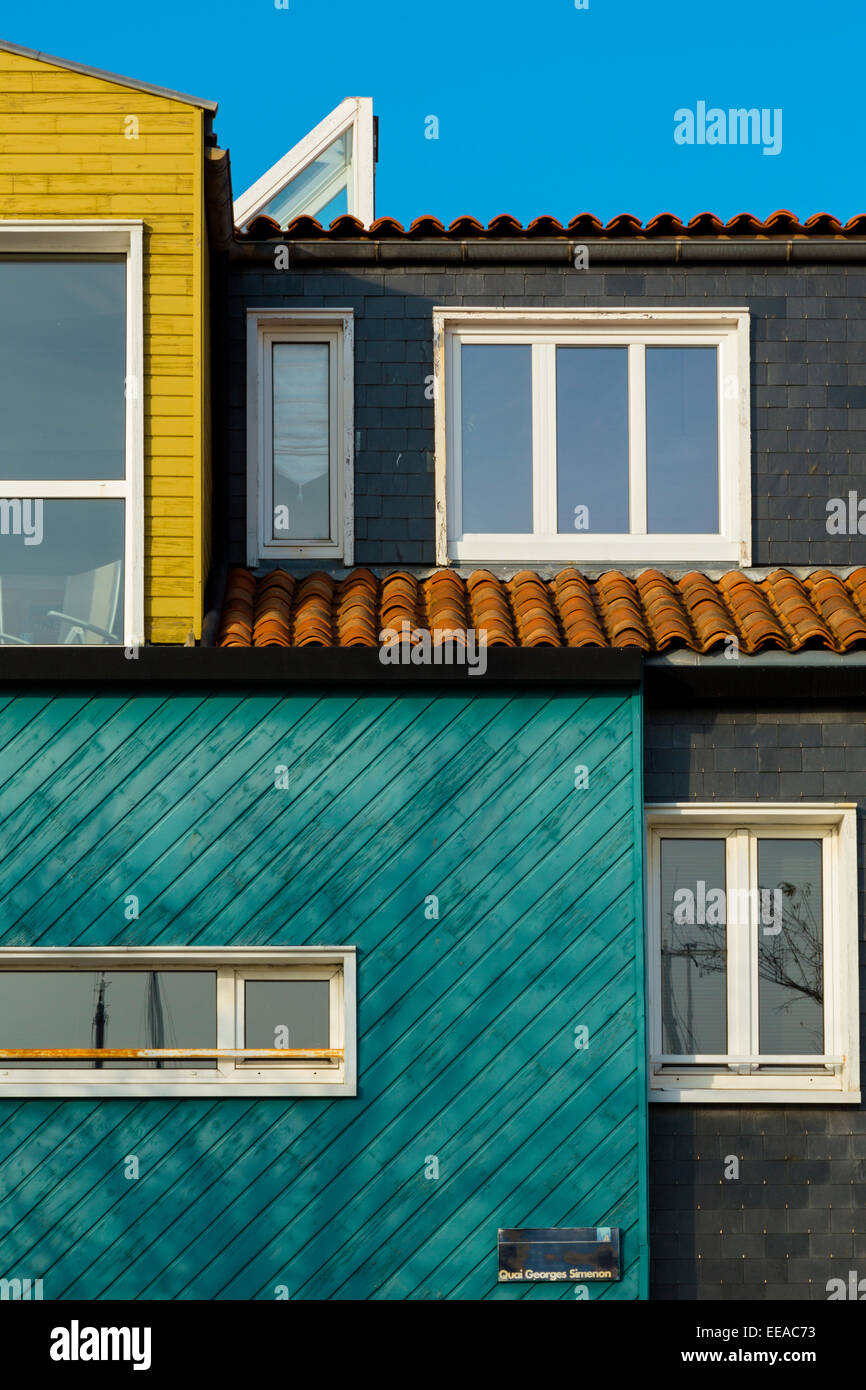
0,1048,343,1060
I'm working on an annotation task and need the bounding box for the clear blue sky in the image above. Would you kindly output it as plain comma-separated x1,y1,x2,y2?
5,0,864,226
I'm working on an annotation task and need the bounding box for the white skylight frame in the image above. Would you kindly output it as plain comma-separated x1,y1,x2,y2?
234,98,375,230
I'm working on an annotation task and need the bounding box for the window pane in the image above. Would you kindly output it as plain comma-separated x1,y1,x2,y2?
272,342,330,540
245,980,331,1051
0,972,217,1070
0,498,124,646
259,128,353,227
660,838,727,1054
758,839,824,1055
556,347,629,533
0,258,126,482
646,347,718,533
461,344,532,533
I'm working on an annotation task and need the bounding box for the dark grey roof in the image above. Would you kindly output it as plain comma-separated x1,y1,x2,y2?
0,37,218,112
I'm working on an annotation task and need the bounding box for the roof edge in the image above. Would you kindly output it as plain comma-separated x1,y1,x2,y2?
0,37,218,112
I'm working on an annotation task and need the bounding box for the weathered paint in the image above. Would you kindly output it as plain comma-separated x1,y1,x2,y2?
0,48,210,642
0,686,647,1299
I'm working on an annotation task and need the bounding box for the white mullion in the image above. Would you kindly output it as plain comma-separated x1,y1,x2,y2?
216,968,237,1081
748,832,761,1059
726,828,751,1064
532,341,556,534
628,342,647,534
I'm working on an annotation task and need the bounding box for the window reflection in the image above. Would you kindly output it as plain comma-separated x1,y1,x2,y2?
0,972,217,1069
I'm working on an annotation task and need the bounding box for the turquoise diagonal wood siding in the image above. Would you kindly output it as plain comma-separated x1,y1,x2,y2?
0,685,647,1299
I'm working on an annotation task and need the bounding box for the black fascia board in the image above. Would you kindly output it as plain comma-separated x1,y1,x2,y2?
645,657,866,704
0,645,643,687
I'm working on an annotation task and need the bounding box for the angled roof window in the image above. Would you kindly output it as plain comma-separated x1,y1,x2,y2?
234,98,374,230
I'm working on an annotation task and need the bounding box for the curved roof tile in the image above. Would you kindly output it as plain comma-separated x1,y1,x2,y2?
236,210,866,242
218,567,866,655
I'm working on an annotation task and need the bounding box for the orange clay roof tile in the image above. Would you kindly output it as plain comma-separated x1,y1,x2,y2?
238,210,866,243
217,568,866,656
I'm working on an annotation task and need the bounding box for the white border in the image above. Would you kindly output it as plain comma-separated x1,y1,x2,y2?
246,310,354,565
234,98,375,229
645,803,860,1104
0,220,144,647
0,946,358,1098
433,308,752,567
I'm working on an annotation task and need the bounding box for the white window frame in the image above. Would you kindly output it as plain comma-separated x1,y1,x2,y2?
0,947,357,1098
0,220,144,647
247,310,354,565
646,803,859,1104
233,97,375,230
433,307,751,567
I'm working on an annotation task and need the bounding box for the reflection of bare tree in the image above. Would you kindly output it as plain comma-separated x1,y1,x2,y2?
662,880,823,1054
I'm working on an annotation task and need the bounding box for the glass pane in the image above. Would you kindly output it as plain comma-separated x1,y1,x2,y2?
0,498,124,646
556,347,629,532
646,347,718,533
758,839,824,1055
0,258,126,481
660,838,727,1054
259,128,353,227
461,344,532,533
0,972,217,1070
244,980,330,1051
272,343,330,540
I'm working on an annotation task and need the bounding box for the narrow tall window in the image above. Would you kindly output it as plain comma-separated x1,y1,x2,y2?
247,311,354,564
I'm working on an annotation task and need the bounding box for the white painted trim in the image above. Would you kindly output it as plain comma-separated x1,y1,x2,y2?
0,220,145,647
433,307,752,567
532,342,556,534
0,946,358,1098
645,803,859,1104
246,310,354,565
627,343,647,534
234,98,375,229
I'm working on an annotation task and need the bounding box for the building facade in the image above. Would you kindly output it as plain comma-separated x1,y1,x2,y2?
1,39,866,1300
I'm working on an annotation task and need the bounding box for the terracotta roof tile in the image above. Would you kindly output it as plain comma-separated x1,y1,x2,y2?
237,210,866,242
218,567,866,656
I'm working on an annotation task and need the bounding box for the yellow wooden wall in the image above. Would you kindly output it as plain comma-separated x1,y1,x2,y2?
0,47,211,643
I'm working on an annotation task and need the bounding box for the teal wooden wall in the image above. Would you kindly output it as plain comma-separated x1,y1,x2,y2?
0,686,647,1299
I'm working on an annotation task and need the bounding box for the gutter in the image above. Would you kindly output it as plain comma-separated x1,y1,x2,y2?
228,237,866,267
645,649,866,703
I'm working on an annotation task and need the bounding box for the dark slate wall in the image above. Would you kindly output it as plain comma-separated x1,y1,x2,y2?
646,704,866,1300
221,257,866,570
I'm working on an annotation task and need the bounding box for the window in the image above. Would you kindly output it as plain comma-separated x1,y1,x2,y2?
646,805,859,1102
233,97,375,230
247,311,354,564
0,948,357,1097
0,222,143,647
433,309,751,565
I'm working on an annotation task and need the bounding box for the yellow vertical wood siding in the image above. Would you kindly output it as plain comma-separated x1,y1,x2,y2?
0,49,210,643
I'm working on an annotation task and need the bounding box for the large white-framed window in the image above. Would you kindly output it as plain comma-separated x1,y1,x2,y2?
433,308,751,566
0,220,143,648
247,310,354,565
0,947,357,1098
646,804,859,1103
